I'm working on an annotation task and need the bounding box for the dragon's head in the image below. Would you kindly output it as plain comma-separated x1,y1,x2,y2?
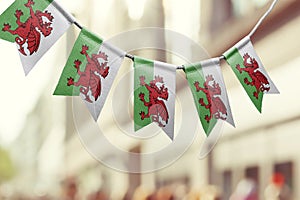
243,53,260,69
159,84,168,100
205,75,221,96
150,76,163,90
92,52,108,67
203,75,214,89
150,76,168,100
36,10,53,36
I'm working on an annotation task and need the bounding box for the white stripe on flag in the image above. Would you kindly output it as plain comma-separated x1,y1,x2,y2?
84,42,125,121
236,36,279,94
19,1,74,75
153,61,177,140
201,58,235,127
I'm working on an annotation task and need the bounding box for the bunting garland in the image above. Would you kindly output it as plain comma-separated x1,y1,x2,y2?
0,0,280,143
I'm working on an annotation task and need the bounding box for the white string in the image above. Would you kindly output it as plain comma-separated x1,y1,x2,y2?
248,0,279,37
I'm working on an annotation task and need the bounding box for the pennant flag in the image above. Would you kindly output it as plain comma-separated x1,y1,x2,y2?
224,36,279,112
185,58,234,135
54,28,125,120
0,0,74,75
134,57,177,140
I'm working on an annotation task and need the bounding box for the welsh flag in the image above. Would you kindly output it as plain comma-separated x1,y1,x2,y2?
134,57,176,140
224,36,279,112
185,58,234,135
54,28,125,121
0,0,74,75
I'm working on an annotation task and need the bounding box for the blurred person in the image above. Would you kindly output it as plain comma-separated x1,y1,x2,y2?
36,195,52,200
185,185,221,200
184,189,200,200
87,189,109,200
61,177,80,200
122,191,130,200
199,185,220,200
264,173,292,200
172,183,188,200
155,186,174,200
230,178,258,200
132,186,149,200
146,192,157,200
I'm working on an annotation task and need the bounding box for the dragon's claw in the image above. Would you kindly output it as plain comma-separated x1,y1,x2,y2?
15,10,23,18
199,98,205,106
139,76,146,86
253,92,259,99
139,93,145,100
81,45,89,55
140,111,145,120
154,75,164,83
244,78,252,85
25,0,35,8
194,81,200,91
205,115,210,122
74,59,82,69
206,75,214,81
243,53,250,60
236,64,243,73
67,77,74,86
2,23,11,31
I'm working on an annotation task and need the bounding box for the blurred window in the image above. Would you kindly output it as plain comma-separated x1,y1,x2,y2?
156,176,189,188
245,166,259,185
274,162,293,189
245,166,259,199
222,170,232,200
231,0,270,17
128,145,142,196
210,0,233,34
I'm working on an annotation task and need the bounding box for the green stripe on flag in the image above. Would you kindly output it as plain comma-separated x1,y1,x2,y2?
134,56,154,131
185,63,217,136
0,0,54,42
54,28,103,96
224,47,263,112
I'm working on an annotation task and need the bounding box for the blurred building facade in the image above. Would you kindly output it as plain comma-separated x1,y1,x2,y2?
201,0,300,199
1,0,300,199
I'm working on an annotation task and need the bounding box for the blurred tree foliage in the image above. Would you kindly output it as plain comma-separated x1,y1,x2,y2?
0,147,15,182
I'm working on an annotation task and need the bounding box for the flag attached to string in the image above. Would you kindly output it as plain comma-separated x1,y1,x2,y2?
54,28,125,120
134,57,176,140
224,36,279,112
185,58,234,135
0,0,74,75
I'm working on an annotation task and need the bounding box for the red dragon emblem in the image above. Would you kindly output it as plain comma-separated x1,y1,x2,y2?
2,0,54,56
236,53,270,99
194,75,227,123
67,45,109,103
139,75,169,127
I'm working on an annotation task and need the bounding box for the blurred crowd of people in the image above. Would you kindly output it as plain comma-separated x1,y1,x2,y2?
0,173,292,200
230,173,292,200
0,178,221,200
127,184,220,200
